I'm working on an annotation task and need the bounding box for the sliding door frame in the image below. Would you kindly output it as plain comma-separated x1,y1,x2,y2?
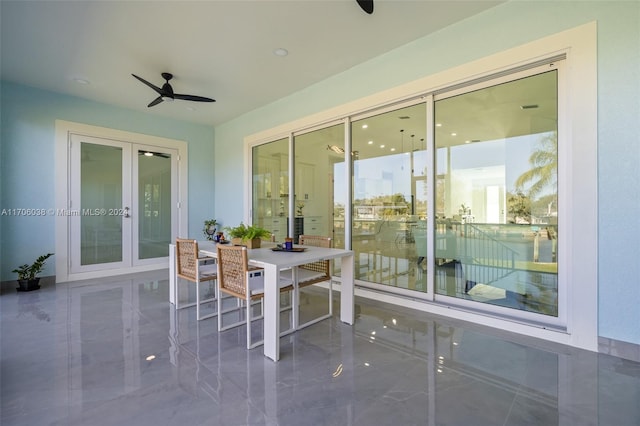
244,23,597,351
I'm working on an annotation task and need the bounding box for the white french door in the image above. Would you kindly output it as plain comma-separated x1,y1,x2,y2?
68,134,178,274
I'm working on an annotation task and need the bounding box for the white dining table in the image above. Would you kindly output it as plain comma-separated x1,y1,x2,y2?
170,241,355,361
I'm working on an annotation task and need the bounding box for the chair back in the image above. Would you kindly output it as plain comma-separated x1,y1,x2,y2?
217,244,250,299
176,238,199,281
298,235,332,283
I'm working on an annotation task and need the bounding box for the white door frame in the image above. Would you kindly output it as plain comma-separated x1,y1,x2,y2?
55,120,188,282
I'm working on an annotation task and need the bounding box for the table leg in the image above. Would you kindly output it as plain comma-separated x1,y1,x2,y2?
340,252,355,325
262,263,280,361
169,244,176,305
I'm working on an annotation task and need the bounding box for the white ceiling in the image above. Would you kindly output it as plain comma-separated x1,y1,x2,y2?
1,0,504,127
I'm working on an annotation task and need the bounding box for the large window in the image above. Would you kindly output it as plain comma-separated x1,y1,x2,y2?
247,25,599,348
434,67,559,317
253,125,346,275
293,123,345,249
251,63,564,325
252,138,289,241
351,103,427,292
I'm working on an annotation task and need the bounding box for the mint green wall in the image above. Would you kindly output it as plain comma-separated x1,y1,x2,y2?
0,82,215,281
214,2,640,345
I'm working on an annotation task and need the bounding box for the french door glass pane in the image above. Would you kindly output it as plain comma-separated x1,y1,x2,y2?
80,143,123,265
252,138,289,242
138,150,171,259
351,103,427,291
434,70,558,316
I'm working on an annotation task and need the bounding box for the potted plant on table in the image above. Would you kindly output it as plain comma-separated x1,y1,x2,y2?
12,253,54,292
225,222,271,249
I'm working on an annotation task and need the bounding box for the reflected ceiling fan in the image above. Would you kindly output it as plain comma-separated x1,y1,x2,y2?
357,0,374,14
139,150,170,159
132,72,215,107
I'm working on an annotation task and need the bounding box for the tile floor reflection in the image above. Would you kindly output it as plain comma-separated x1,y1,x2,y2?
2,270,639,426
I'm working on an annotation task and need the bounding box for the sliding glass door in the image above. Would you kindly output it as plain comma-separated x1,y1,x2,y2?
293,123,345,244
351,102,428,292
252,125,346,249
250,61,563,324
433,66,559,317
252,137,289,241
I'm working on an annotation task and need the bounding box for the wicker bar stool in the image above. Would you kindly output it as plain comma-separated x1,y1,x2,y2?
175,238,218,321
216,244,295,349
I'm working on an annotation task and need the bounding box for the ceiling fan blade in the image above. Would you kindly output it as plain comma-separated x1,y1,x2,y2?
174,94,216,103
132,74,163,95
357,0,374,14
147,96,163,107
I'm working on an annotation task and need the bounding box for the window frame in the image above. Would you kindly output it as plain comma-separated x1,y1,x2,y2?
431,62,566,329
244,23,597,351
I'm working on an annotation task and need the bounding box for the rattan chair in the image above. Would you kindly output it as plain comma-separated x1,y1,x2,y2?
216,244,294,349
175,238,218,321
281,235,332,329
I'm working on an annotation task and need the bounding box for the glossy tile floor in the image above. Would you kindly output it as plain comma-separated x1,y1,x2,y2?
2,270,639,426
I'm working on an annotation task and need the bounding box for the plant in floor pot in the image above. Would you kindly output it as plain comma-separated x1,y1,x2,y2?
225,222,271,249
12,253,54,292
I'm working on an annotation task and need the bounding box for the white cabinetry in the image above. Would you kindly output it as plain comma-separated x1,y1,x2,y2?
262,217,287,241
295,162,314,201
304,216,326,236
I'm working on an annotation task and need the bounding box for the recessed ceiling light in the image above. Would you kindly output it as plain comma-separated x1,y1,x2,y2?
273,48,288,57
436,123,442,127
362,124,368,129
379,144,385,148
367,140,373,145
390,148,396,152
451,132,457,136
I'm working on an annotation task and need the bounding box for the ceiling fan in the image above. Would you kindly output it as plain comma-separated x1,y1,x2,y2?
357,0,374,14
132,72,215,108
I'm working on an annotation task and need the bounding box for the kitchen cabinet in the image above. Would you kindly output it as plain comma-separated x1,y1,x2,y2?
304,216,326,236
